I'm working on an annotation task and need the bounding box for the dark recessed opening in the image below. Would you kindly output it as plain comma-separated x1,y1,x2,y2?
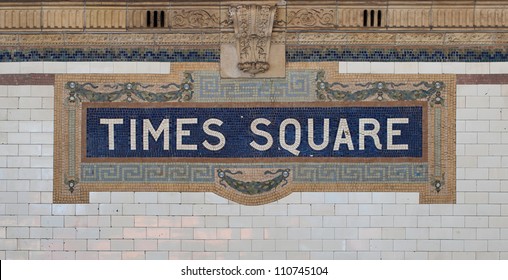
377,10,382,27
363,10,368,27
153,11,158,27
370,10,375,27
160,11,165,27
146,11,151,27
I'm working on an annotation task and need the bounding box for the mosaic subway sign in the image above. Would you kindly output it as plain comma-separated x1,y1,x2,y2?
54,64,456,204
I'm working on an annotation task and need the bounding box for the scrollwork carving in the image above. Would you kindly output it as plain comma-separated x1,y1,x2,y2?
170,9,221,28
286,9,335,28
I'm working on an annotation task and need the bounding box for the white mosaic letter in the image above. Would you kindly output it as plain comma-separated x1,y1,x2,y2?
176,118,198,151
359,118,382,150
203,118,226,151
333,118,354,151
308,118,330,151
130,119,136,150
143,119,170,151
100,118,123,150
387,118,409,150
250,118,273,151
280,118,301,156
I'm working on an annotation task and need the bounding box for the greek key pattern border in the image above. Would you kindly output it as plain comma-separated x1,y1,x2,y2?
80,163,429,183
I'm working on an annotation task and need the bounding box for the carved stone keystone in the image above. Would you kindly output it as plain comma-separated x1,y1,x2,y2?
231,4,276,75
221,2,285,79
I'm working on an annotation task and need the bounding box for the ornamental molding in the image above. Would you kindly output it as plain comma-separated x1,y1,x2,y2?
1,32,507,48
169,9,223,29
276,8,336,28
230,4,278,75
1,2,507,31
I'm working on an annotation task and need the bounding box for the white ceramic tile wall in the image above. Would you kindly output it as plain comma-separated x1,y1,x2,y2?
0,62,508,259
0,62,171,74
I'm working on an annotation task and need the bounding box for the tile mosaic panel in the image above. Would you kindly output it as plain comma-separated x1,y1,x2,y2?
53,62,456,205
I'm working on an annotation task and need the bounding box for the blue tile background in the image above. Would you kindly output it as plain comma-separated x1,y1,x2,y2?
85,106,423,159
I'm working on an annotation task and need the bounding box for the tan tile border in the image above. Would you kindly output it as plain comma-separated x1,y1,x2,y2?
52,63,455,205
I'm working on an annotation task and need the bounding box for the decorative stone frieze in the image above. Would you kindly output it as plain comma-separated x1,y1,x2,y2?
2,32,507,49
1,1,507,31
169,8,222,29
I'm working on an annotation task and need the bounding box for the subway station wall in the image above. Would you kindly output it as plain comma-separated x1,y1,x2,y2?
1,61,508,260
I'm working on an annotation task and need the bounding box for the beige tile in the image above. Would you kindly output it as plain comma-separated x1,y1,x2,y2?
137,62,160,73
371,62,395,73
20,62,44,74
113,62,137,73
0,62,20,74
346,62,370,73
419,62,442,73
89,62,114,73
66,62,90,73
465,62,490,74
490,62,508,74
442,62,466,74
43,62,67,73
